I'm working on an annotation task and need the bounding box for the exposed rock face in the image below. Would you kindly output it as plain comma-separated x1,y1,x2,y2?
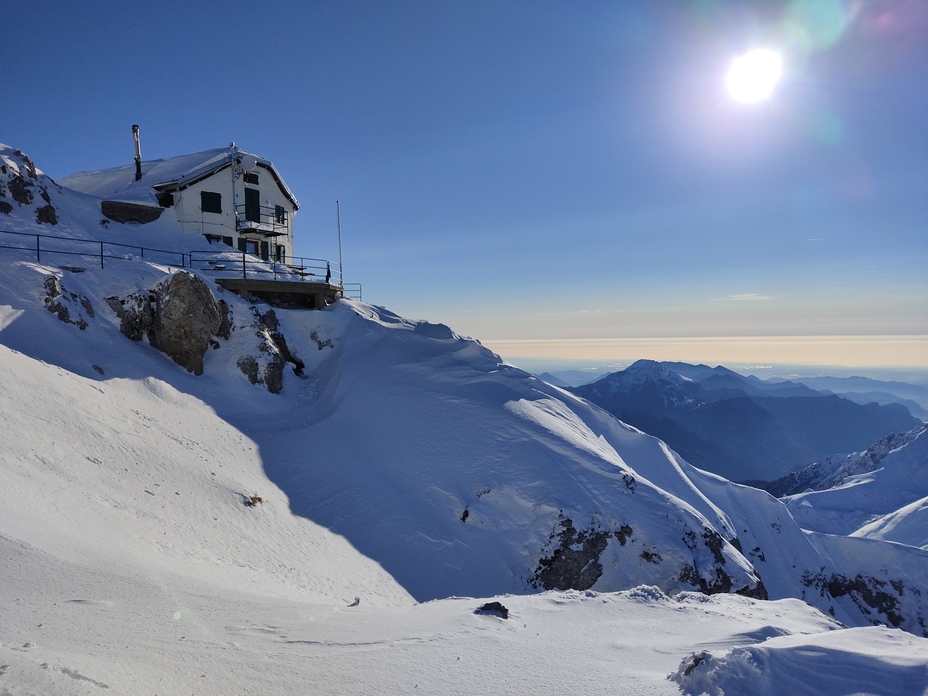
44,276,94,330
0,147,57,224
36,204,58,225
216,300,232,340
106,272,222,375
531,517,616,591
800,567,926,637
106,293,156,342
106,274,303,390
236,308,304,394
530,514,766,598
236,355,260,385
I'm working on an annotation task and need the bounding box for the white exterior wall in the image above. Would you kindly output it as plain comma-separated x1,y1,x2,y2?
170,164,296,260
172,167,238,239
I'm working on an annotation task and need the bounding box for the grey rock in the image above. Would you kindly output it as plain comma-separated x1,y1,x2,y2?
35,203,57,225
216,300,232,340
237,356,260,385
44,276,90,330
106,294,155,342
107,272,223,375
238,307,305,394
147,272,222,375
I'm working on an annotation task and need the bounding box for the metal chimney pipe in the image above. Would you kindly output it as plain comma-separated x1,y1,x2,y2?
132,125,142,181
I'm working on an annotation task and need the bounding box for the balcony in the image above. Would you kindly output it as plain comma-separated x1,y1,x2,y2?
235,203,289,238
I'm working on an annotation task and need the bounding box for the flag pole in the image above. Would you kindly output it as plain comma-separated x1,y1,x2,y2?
336,198,344,288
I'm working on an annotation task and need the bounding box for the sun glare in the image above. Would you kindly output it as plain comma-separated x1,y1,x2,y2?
725,49,783,104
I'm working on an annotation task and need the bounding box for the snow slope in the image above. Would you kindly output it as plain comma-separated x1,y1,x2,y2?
784,426,928,537
1,143,927,693
853,496,928,549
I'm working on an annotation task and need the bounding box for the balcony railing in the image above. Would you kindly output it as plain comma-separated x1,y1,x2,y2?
190,249,348,286
235,203,289,237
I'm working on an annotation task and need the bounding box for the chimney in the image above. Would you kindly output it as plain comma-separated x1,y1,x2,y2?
132,124,142,181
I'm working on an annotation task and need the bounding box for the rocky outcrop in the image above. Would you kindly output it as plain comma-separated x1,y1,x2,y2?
801,569,923,636
530,517,621,591
106,274,303,391
0,147,57,224
106,271,223,375
44,276,94,330
106,293,155,342
529,514,766,598
237,308,304,394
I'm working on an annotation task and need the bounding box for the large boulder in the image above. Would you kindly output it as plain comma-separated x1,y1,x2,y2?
148,272,222,375
107,272,222,375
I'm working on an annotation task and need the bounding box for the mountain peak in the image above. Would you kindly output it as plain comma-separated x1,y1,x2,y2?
615,359,692,388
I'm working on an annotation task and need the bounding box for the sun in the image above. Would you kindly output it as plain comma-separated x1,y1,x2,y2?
725,49,783,104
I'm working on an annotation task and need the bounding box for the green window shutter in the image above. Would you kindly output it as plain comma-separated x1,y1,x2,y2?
237,237,247,253
244,188,260,222
260,241,270,261
201,191,222,213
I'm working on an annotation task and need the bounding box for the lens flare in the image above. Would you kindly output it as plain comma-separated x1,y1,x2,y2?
725,49,783,104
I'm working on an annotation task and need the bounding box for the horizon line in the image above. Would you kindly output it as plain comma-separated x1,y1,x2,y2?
480,335,928,368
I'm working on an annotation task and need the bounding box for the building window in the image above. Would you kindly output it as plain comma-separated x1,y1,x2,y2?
201,191,222,213
243,172,259,185
275,205,286,225
239,238,260,255
276,245,286,263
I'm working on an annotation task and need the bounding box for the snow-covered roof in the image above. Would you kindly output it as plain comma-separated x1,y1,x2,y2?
59,146,299,209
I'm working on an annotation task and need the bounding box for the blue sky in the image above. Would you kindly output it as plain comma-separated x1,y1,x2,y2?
3,0,927,366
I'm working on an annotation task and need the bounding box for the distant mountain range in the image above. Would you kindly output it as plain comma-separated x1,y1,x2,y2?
768,375,928,420
569,360,922,482
547,366,928,419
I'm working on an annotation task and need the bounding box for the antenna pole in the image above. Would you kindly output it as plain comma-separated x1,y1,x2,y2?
336,199,343,288
230,142,237,234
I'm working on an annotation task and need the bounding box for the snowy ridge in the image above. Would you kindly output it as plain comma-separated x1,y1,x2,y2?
784,426,928,537
766,424,927,497
853,496,928,550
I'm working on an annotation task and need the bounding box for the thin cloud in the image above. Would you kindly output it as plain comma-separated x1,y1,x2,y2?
711,293,771,302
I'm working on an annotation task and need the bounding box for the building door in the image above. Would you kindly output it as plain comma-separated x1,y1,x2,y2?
244,187,260,223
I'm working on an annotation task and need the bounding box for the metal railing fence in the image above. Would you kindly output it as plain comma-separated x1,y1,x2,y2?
0,228,187,268
0,228,361,299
